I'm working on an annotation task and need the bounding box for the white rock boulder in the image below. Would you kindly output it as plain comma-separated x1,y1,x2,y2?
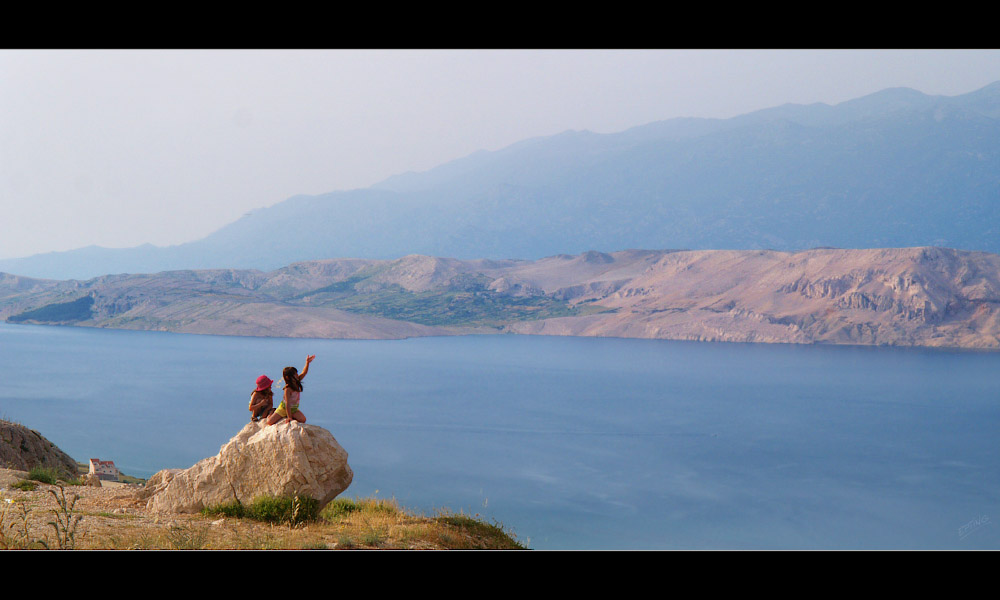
138,421,353,514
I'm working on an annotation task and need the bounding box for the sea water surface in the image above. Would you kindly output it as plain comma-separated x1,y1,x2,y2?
1,322,998,549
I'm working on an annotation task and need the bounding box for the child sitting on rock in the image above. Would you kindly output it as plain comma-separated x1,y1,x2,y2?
249,375,276,422
266,355,315,426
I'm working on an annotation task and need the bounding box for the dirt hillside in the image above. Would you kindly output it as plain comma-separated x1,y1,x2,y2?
0,420,78,477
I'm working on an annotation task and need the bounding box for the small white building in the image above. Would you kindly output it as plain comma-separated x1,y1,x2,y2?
88,458,120,481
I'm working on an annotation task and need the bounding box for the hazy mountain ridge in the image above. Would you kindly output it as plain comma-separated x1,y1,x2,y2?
3,247,1000,349
5,83,1000,280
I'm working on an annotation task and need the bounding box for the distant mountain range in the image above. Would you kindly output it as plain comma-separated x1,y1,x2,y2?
3,247,1000,349
5,82,1000,280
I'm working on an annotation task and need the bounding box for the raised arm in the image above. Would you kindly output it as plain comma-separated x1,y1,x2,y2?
299,355,316,380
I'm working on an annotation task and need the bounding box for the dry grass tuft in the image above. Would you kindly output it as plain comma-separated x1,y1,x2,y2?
317,497,526,550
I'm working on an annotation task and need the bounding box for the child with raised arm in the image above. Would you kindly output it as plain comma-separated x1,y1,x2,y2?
266,355,315,426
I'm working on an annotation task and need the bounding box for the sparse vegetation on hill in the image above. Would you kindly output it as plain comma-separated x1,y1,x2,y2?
314,280,604,327
0,477,527,550
195,495,526,549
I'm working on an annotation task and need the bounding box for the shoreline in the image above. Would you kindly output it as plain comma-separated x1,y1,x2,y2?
3,320,999,353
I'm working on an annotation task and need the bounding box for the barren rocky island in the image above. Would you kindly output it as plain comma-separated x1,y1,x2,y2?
3,246,1000,349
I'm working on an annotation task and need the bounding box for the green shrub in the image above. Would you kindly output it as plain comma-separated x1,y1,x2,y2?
248,495,320,525
321,498,362,520
434,512,527,549
27,466,62,485
203,501,245,519
203,494,320,526
11,480,36,491
321,497,398,521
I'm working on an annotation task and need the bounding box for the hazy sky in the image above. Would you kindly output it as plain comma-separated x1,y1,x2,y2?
2,49,1000,260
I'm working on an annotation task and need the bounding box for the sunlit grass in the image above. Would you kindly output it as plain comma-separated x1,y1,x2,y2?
24,492,529,550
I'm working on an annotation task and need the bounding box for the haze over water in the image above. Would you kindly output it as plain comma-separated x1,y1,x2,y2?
1,322,997,549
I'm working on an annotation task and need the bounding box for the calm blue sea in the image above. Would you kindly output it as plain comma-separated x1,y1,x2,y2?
1,322,998,549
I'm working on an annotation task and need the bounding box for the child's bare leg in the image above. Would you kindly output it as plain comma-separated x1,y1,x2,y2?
291,410,306,424
265,411,282,426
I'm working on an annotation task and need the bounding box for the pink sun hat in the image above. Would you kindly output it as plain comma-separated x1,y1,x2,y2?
255,375,274,391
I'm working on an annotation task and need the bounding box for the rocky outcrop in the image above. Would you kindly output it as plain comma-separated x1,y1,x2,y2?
488,276,543,297
0,420,79,478
82,472,103,487
137,421,353,514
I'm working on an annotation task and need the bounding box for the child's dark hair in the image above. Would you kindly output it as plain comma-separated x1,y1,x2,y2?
254,388,273,398
283,366,303,392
